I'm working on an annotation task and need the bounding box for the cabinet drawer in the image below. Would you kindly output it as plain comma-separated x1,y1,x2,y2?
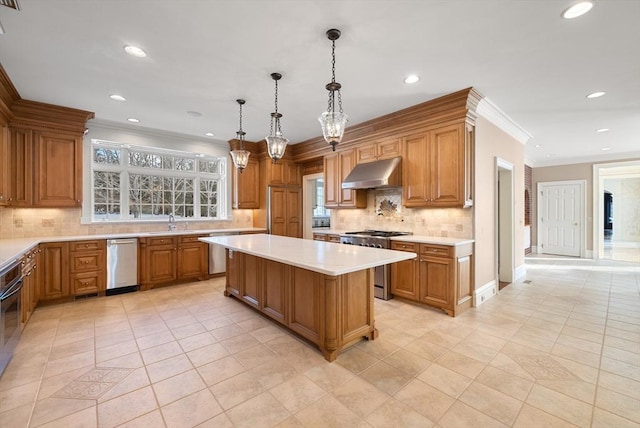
147,237,177,246
391,241,418,252
70,240,105,252
179,235,205,244
420,244,453,257
71,271,104,295
70,252,104,272
312,234,327,241
327,235,341,243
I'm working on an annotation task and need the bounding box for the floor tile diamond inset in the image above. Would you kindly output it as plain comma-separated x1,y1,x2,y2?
53,367,133,399
513,355,578,381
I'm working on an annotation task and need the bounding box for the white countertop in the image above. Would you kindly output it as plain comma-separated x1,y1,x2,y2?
0,228,266,271
200,234,417,276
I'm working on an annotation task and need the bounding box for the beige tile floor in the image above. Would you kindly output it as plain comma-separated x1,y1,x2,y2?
0,256,638,427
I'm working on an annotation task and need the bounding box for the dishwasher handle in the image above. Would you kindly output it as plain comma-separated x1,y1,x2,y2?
108,239,138,246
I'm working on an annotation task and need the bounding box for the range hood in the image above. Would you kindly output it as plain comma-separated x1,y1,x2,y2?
341,157,401,189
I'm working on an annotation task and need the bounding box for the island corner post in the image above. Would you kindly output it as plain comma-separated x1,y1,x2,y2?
223,248,379,362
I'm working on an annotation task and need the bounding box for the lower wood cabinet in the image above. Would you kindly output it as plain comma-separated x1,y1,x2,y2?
139,234,208,290
390,240,473,316
20,246,41,323
69,239,106,296
40,242,70,301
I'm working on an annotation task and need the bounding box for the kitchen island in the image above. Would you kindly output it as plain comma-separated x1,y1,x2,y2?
199,234,416,361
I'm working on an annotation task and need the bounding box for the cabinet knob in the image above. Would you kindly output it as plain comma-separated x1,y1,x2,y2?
160,239,164,243
85,244,89,248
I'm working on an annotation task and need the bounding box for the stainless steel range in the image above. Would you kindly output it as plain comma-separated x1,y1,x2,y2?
340,230,412,300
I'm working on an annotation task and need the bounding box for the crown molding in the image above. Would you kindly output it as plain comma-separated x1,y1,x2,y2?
476,97,532,145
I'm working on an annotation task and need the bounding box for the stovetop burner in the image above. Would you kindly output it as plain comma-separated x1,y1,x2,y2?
344,230,412,238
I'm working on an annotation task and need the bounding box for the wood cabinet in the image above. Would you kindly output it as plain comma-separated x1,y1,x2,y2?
0,125,9,206
139,234,208,290
324,149,367,209
402,122,473,208
265,159,301,186
312,233,327,241
69,240,106,296
20,246,41,323
312,233,341,243
269,186,302,238
327,234,341,243
4,127,82,207
224,249,376,361
40,242,70,301
232,157,260,209
390,241,419,300
356,138,401,163
390,240,473,316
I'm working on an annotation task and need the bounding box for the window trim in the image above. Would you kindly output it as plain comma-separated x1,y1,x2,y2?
82,139,230,224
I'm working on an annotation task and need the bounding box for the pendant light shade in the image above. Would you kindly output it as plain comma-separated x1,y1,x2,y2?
230,99,250,173
265,73,288,163
318,29,348,151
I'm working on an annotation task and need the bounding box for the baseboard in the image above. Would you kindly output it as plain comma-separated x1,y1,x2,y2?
531,245,539,254
585,249,593,259
474,280,497,307
515,264,526,281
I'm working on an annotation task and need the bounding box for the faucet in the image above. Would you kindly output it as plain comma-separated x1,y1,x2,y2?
168,213,176,231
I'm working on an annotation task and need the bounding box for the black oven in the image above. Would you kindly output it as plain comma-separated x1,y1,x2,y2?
1,260,23,376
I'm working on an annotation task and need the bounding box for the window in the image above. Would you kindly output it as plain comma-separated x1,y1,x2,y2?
90,140,227,221
313,178,329,217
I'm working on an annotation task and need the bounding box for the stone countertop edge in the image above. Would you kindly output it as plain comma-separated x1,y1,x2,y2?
0,228,266,271
200,234,417,276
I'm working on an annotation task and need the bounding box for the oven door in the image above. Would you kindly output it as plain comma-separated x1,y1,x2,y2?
0,278,22,375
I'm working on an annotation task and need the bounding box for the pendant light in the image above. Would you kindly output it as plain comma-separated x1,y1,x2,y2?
318,28,348,151
265,72,288,163
229,99,250,173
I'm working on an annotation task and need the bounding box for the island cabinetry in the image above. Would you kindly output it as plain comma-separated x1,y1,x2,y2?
232,157,260,209
390,241,419,300
224,250,376,361
69,240,106,296
20,246,41,323
40,242,70,301
402,122,473,208
356,138,401,163
324,149,367,209
139,234,208,290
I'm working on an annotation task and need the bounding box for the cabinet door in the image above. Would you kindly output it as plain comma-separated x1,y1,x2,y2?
419,256,453,310
288,267,321,343
390,242,419,300
356,144,377,163
33,131,82,207
147,245,177,284
0,125,9,206
177,244,204,280
232,158,259,209
40,242,70,300
242,253,260,308
71,271,104,295
402,133,429,207
9,127,33,207
285,187,302,238
429,124,464,207
339,149,360,207
226,250,242,297
262,259,287,324
377,138,401,160
269,186,287,237
323,153,339,208
286,162,302,186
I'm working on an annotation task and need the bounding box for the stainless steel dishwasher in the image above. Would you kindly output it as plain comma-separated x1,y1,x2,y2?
106,238,138,294
209,232,236,274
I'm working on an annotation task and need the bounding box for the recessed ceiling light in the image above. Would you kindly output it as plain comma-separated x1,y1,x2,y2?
586,91,605,99
546,154,555,158
562,1,594,19
124,45,147,58
596,128,609,133
601,147,611,151
205,132,214,137
187,111,203,118
404,75,420,84
535,144,542,148
109,94,126,101
127,118,140,123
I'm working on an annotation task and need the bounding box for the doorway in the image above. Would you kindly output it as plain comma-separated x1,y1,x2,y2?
496,158,515,288
537,180,585,257
302,173,324,240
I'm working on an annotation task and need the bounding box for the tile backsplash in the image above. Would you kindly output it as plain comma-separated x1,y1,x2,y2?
331,189,472,238
0,207,254,239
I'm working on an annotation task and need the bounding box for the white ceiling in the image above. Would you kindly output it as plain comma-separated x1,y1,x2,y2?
0,0,638,167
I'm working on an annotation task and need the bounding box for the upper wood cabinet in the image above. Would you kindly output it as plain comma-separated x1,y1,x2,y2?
324,149,367,209
402,122,473,208
0,125,9,206
232,157,260,209
265,159,301,186
7,127,33,206
34,130,82,207
356,138,401,163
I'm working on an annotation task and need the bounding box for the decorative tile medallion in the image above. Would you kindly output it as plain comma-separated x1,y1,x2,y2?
512,355,578,380
53,367,133,399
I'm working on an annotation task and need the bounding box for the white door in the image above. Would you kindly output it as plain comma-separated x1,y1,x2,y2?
538,181,584,257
